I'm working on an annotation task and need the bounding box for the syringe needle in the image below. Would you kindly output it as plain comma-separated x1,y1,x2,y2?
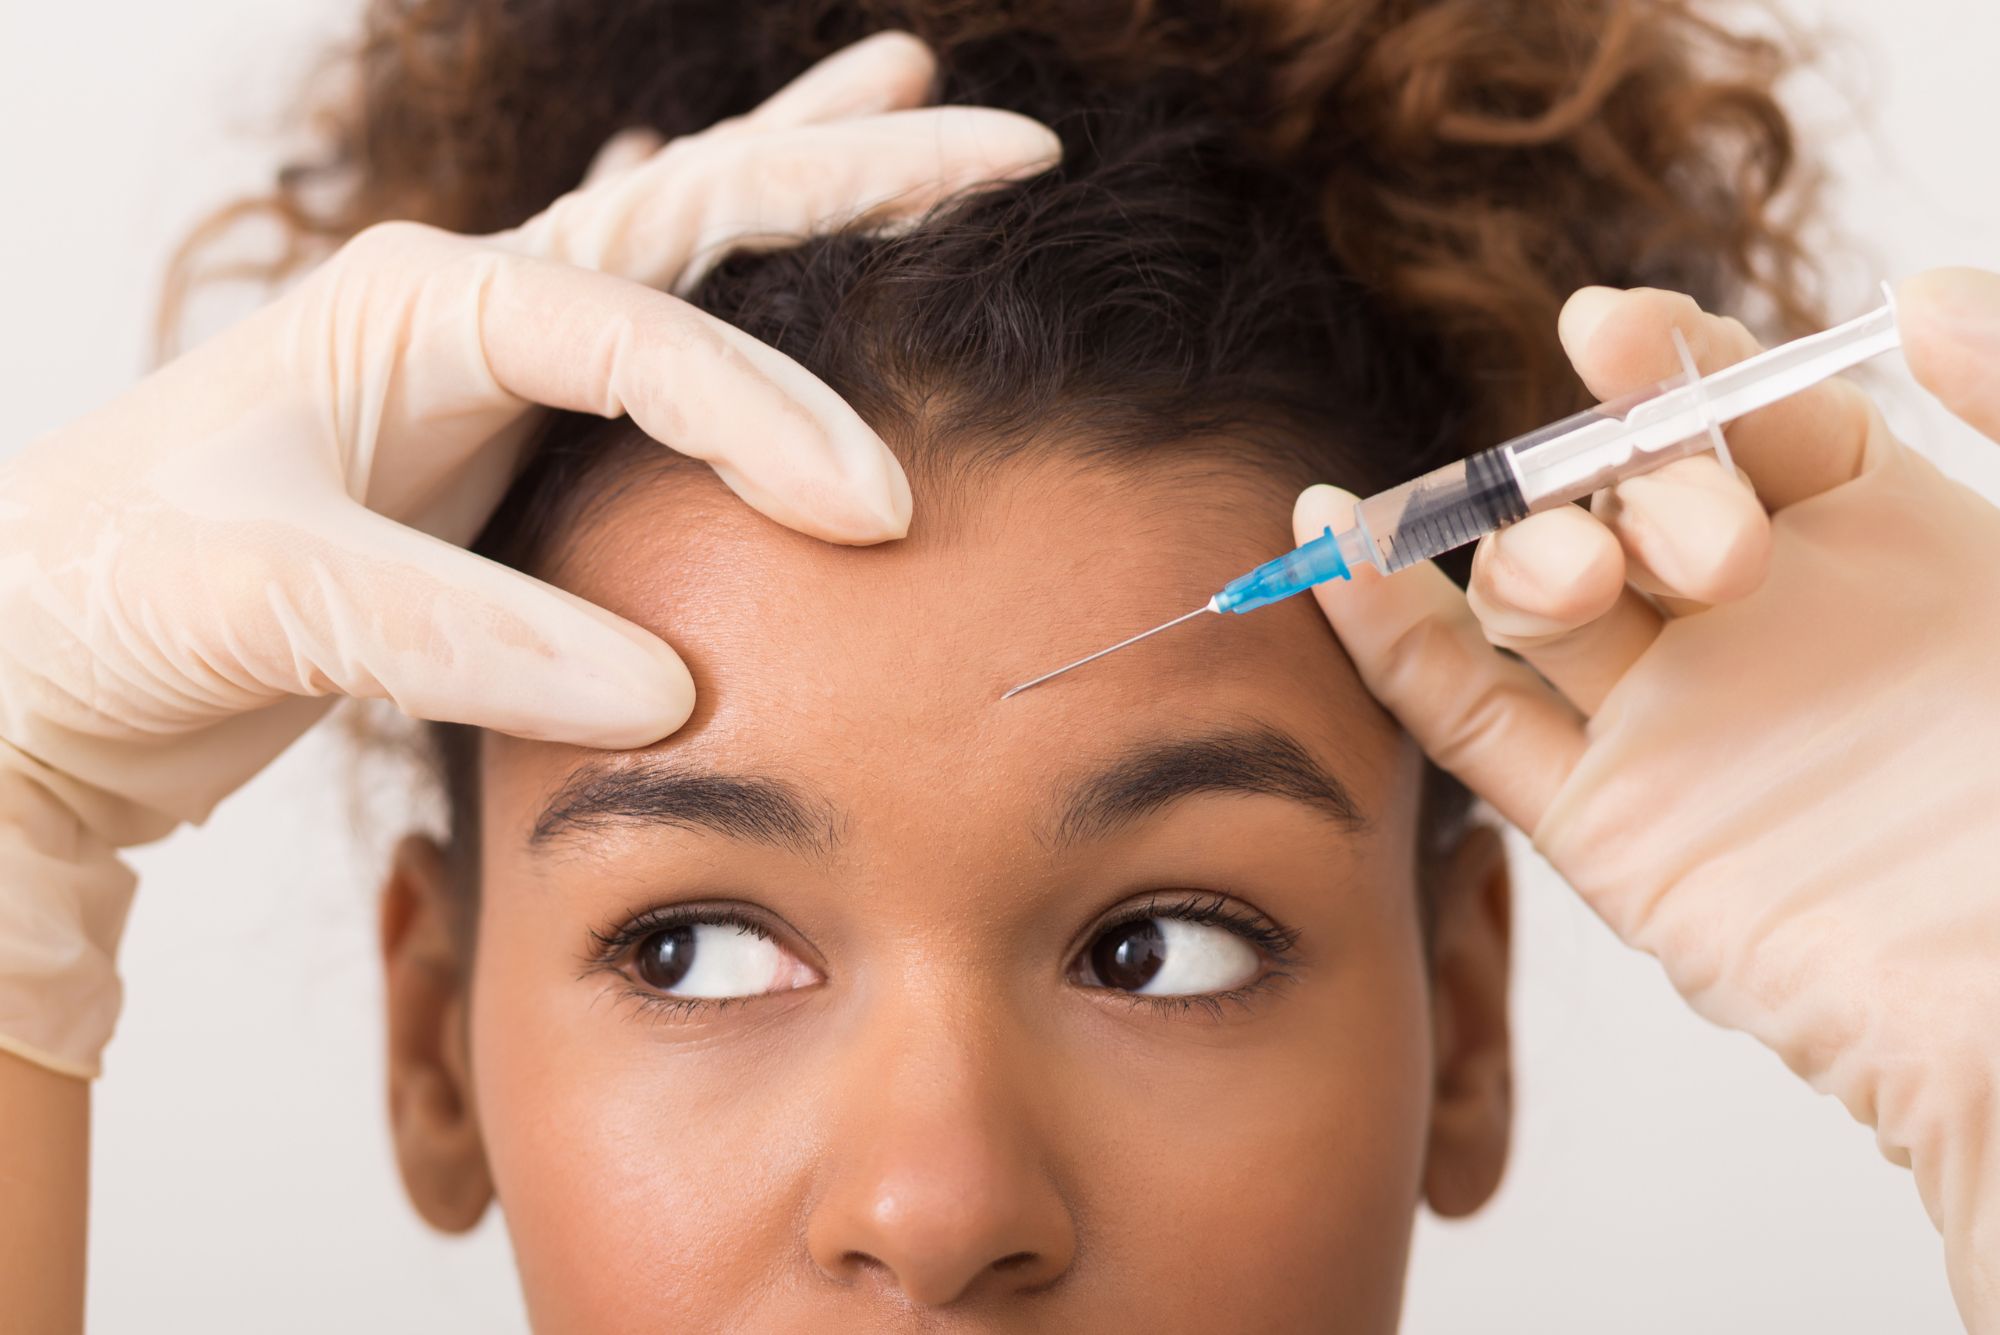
1002,604,1214,700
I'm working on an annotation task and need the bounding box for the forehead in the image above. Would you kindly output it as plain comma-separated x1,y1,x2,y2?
496,453,1412,830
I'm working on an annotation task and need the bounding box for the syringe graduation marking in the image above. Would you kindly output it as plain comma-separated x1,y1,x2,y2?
1383,445,1529,572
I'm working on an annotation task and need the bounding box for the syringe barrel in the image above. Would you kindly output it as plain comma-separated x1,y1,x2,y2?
1503,379,1713,509
1344,301,1901,576
1351,380,1696,572
1351,445,1529,573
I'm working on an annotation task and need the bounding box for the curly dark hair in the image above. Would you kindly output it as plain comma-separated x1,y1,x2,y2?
165,0,1820,431
166,0,1825,910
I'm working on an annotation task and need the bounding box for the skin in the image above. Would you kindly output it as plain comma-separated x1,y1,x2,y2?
381,453,1514,1333
0,1049,88,1332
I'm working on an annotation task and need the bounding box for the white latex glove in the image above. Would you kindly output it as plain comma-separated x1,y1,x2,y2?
1295,268,2000,1330
0,31,1061,1078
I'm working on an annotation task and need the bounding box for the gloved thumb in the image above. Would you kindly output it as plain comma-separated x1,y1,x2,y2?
1897,266,2000,444
1292,484,1585,833
264,503,694,748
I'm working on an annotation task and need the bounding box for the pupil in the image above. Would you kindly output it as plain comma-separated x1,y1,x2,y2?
635,925,696,991
1092,919,1165,991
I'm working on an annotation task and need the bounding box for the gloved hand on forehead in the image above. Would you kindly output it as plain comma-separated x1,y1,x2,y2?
0,30,1062,1078
1296,268,2000,1331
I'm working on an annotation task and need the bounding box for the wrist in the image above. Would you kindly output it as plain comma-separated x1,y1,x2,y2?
0,760,137,1078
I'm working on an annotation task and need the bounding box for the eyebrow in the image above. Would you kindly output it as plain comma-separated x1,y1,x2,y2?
1047,727,1368,850
527,727,1363,859
530,763,837,859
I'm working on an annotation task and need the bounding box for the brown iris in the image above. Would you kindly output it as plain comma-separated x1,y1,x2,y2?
1089,919,1166,991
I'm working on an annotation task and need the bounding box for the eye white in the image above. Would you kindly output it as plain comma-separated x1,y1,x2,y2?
1134,919,1260,996
667,924,805,998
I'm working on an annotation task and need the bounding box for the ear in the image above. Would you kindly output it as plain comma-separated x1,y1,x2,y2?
381,833,491,1232
1419,821,1513,1218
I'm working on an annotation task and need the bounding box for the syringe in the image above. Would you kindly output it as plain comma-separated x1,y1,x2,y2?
1003,297,1903,699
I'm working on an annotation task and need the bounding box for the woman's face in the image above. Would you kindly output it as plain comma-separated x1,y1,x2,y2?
381,453,1512,1332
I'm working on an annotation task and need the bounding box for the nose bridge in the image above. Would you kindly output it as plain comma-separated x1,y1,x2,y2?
851,978,1028,1150
805,971,1076,1306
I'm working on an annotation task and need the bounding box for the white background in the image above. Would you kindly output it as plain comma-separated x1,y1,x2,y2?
2,2,1996,1329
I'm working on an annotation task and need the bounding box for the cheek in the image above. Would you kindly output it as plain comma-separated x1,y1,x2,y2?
1056,940,1434,1321
466,926,821,1330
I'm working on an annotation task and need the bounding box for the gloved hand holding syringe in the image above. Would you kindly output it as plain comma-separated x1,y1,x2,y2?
1012,273,2000,1326
1008,295,1903,696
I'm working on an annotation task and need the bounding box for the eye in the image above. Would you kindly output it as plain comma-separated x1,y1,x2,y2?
1080,915,1261,996
631,921,815,999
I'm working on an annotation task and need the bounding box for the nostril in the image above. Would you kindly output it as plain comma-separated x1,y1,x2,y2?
993,1249,1068,1296
832,1244,1057,1299
840,1250,889,1279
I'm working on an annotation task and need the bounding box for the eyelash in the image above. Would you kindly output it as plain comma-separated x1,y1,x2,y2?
579,902,780,1023
1081,891,1303,1019
580,892,1305,1024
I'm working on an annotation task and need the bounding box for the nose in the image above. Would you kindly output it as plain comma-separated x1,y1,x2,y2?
805,1017,1076,1306
806,1112,1077,1305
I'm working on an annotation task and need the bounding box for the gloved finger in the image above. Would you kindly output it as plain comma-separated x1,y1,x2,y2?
1898,267,2000,443
1296,485,1587,833
1587,453,1772,609
477,244,912,542
580,127,667,187
738,30,939,129
284,504,693,747
666,107,1064,295
505,105,1062,290
1559,285,1877,511
1466,505,1666,715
